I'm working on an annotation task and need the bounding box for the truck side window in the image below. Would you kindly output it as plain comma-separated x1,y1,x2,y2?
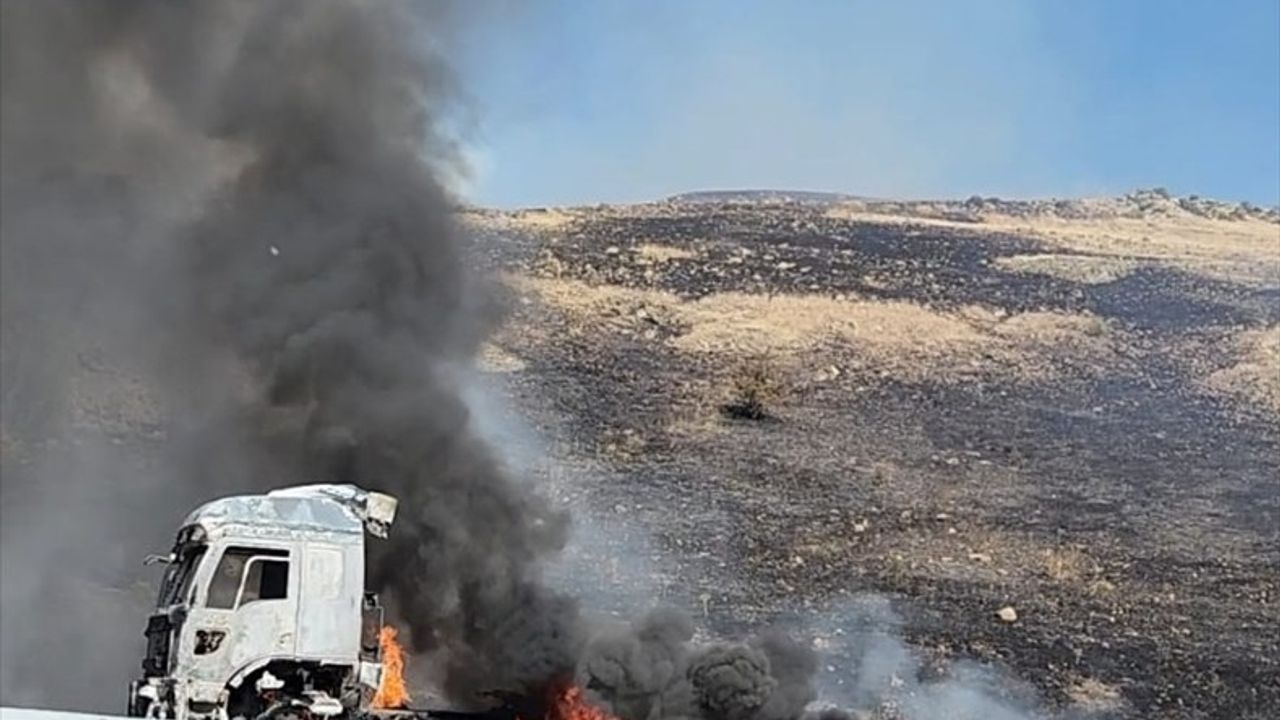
238,558,289,606
206,547,289,609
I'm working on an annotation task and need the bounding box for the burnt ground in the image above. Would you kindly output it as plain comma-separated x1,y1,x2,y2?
465,201,1280,719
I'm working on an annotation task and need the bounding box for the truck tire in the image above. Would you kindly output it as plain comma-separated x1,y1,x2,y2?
127,681,148,718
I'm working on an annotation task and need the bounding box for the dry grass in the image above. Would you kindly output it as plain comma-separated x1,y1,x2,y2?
460,207,579,233
867,523,1069,588
1205,326,1280,414
987,311,1111,350
512,208,578,229
1005,216,1280,287
509,274,1119,382
1067,676,1126,713
634,243,696,263
827,204,1280,287
1042,547,1091,583
1040,546,1114,596
476,342,527,373
994,253,1141,285
674,291,986,359
664,411,724,439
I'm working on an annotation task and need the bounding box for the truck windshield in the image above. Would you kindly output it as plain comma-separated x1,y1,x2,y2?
158,543,206,607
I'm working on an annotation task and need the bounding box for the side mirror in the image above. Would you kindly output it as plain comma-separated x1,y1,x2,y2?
363,492,398,539
144,553,175,566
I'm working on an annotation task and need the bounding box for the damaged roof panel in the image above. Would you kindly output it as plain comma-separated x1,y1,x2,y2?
182,483,370,538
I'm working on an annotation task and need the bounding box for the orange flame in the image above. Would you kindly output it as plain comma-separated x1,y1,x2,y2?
371,626,410,709
546,683,617,720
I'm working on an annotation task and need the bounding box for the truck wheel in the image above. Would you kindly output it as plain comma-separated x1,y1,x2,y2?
127,681,149,718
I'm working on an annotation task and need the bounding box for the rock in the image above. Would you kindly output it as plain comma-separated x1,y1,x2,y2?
814,365,842,382
997,606,1018,623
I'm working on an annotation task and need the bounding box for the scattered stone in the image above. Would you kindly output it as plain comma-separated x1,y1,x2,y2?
997,606,1018,623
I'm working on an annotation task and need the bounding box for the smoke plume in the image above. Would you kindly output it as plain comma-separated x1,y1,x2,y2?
1,1,819,716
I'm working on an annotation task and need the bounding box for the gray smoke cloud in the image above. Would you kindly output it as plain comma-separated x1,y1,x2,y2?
576,612,818,720
0,0,248,707
0,0,821,715
802,598,1045,720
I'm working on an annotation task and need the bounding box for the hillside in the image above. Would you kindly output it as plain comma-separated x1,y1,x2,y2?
462,191,1280,718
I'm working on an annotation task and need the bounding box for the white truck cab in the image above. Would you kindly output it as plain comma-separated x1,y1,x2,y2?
128,485,398,720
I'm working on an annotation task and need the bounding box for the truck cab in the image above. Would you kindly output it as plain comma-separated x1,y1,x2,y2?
129,485,398,720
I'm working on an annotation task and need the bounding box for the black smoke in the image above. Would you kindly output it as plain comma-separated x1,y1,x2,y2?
0,1,820,716
576,611,818,720
165,1,582,694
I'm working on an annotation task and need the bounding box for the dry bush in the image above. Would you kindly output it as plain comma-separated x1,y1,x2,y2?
720,355,784,420
1042,546,1093,583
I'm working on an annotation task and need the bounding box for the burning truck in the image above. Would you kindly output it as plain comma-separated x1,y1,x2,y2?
121,483,808,720
128,484,417,720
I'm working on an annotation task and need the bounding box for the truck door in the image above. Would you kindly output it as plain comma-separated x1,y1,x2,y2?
179,545,300,694
295,543,359,661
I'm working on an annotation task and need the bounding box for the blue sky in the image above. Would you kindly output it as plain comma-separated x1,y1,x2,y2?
448,1,1280,208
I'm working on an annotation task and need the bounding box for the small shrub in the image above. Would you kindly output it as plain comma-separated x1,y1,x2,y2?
720,356,784,421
